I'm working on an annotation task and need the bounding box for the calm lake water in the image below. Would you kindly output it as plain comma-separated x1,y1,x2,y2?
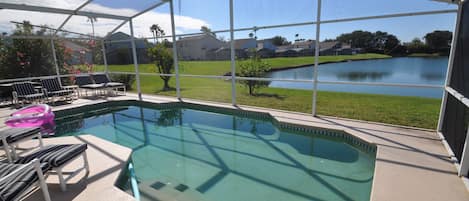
267,57,448,98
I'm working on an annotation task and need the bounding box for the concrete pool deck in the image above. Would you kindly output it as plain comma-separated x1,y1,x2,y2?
0,134,134,201
0,93,468,201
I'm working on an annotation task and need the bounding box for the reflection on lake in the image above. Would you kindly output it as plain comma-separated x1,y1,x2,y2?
336,71,391,81
267,57,448,98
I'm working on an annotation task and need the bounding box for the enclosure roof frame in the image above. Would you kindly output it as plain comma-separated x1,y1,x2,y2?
0,2,129,20
0,0,169,39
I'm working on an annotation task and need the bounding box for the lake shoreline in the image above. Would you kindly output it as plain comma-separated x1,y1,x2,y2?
223,56,390,76
265,55,447,73
267,56,392,72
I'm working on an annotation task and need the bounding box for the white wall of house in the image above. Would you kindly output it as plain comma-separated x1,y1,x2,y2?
235,38,257,49
177,34,225,60
258,39,277,51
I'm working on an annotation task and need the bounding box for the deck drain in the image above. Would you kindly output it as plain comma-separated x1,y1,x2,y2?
175,184,189,192
150,181,166,190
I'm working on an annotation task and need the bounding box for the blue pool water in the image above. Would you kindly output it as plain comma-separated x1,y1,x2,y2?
55,103,375,201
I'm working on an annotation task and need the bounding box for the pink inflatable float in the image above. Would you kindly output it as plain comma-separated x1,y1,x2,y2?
5,104,55,134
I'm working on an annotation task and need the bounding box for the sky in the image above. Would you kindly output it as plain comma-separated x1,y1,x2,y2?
0,0,458,43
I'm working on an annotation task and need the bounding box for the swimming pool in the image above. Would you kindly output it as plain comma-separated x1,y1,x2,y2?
54,101,376,201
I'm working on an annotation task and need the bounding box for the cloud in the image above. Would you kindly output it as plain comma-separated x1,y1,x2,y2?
119,8,209,38
0,0,208,38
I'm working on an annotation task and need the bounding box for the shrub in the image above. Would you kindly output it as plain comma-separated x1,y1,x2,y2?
147,43,174,91
238,52,271,95
110,74,135,90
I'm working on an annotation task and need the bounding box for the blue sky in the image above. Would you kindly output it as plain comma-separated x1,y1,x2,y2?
0,0,457,42
166,0,457,42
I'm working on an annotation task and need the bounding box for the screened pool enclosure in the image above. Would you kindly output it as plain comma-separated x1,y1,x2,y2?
0,0,468,178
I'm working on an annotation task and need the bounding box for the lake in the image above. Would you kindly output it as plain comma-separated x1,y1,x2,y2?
266,57,448,98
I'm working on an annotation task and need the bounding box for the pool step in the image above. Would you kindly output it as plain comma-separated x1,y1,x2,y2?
138,180,209,201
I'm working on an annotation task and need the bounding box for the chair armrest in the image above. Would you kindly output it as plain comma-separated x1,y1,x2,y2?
0,159,39,184
1,134,13,162
42,88,49,97
12,91,18,99
34,87,42,93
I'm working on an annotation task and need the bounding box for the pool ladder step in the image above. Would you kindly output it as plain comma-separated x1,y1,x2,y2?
138,180,208,201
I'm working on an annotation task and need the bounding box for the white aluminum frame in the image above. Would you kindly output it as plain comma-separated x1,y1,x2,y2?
100,9,458,44
0,2,128,20
107,72,444,88
460,125,469,176
129,19,142,100
0,0,466,178
230,0,236,105
1,129,44,162
102,39,109,74
55,151,90,191
438,2,463,132
54,0,94,36
0,74,78,84
312,0,321,116
105,0,168,38
169,0,181,99
9,21,98,39
0,159,51,201
446,86,469,107
50,38,61,85
431,1,469,177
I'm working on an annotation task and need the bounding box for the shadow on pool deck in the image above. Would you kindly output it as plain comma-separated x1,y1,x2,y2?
18,135,134,201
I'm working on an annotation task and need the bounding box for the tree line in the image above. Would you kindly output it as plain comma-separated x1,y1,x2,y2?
0,21,104,80
334,30,452,56
268,30,452,56
0,22,65,80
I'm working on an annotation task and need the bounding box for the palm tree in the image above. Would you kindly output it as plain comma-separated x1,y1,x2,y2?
200,26,215,36
150,24,158,44
87,16,97,37
253,26,258,39
150,24,165,44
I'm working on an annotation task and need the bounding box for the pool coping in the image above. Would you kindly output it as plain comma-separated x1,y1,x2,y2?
49,94,469,201
54,100,377,156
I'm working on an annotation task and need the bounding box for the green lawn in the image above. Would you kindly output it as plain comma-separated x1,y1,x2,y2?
95,54,440,129
408,53,443,57
95,53,390,75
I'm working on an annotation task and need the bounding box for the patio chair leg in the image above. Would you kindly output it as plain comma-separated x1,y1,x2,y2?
57,167,67,191
37,132,44,147
11,144,17,160
83,152,90,173
34,160,52,201
1,137,13,163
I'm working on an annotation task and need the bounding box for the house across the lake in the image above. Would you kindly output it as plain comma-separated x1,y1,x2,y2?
176,34,225,60
176,35,362,60
256,39,276,58
319,41,360,55
105,32,150,64
204,37,256,60
275,40,315,57
274,40,358,57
